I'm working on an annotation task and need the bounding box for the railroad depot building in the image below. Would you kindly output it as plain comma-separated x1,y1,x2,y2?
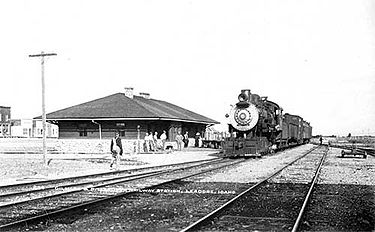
37,88,218,141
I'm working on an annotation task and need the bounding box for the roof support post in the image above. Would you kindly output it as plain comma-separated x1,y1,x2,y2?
137,125,141,154
92,120,102,140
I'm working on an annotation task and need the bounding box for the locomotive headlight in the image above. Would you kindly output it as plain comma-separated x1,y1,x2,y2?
229,104,259,131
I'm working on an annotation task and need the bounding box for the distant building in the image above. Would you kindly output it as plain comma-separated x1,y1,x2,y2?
36,87,219,140
0,106,11,137
10,119,32,137
10,119,58,138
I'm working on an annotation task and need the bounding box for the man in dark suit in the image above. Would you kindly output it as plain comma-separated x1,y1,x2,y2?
110,132,123,169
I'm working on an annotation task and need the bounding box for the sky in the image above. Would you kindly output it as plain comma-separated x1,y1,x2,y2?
0,0,374,136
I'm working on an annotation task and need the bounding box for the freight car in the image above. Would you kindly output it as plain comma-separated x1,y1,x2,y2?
222,89,312,157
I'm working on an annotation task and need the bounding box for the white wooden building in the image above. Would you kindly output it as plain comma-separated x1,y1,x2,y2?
10,119,59,138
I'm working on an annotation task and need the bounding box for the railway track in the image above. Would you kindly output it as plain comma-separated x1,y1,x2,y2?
180,145,328,231
327,144,375,157
0,158,222,205
356,147,375,157
0,157,245,231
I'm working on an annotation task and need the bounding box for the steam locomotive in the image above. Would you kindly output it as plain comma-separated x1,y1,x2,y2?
223,89,312,157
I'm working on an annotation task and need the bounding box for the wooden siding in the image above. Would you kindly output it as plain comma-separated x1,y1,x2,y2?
54,120,207,141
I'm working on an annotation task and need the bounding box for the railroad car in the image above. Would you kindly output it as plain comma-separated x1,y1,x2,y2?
222,89,312,157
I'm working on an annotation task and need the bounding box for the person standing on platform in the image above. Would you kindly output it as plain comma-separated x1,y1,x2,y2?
153,131,159,151
148,133,155,152
195,132,201,147
148,133,154,152
175,131,184,151
183,131,189,148
144,133,150,153
160,130,167,151
110,132,123,169
199,135,203,147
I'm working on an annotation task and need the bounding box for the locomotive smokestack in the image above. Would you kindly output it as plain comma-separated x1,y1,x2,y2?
238,89,251,102
241,89,251,101
237,89,251,107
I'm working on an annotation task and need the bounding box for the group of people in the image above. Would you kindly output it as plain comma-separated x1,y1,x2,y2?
109,130,203,169
175,131,189,151
144,130,167,153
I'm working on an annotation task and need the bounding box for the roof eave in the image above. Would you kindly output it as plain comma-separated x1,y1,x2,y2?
45,117,219,125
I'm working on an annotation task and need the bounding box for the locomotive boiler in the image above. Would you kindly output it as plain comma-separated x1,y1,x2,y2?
223,89,312,157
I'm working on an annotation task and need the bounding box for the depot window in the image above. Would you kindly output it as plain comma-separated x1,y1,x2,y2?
78,123,88,137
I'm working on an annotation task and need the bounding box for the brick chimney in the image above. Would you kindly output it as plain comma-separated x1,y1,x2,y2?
124,87,134,99
139,92,150,99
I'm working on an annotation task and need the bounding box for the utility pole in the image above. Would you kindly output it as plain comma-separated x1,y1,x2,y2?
29,51,57,165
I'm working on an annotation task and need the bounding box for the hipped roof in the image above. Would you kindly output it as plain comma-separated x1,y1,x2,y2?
36,93,219,125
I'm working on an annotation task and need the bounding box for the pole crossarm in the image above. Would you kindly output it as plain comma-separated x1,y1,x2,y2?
29,53,57,57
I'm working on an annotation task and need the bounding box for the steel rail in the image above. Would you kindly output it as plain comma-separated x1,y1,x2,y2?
0,170,164,208
328,144,375,157
291,147,328,232
139,159,246,192
180,145,320,232
0,158,221,198
0,158,226,208
0,157,221,189
357,147,375,157
0,158,241,230
0,170,161,199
